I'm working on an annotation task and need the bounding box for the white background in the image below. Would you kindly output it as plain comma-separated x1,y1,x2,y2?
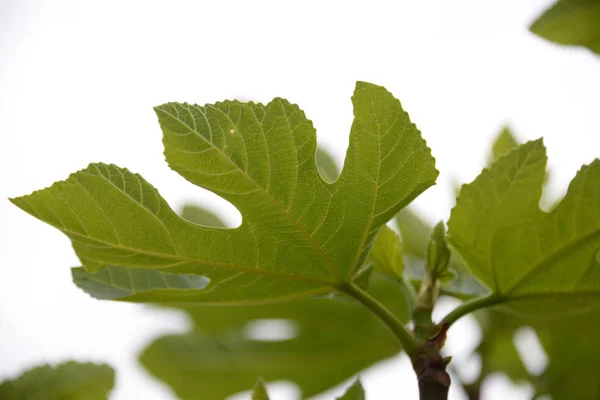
1,0,599,399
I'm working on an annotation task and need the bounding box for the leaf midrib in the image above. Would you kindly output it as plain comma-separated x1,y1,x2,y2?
457,290,600,319
346,99,383,280
504,227,600,294
160,104,343,281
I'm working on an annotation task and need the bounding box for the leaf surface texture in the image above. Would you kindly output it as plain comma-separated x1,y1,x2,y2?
12,82,437,304
448,140,600,314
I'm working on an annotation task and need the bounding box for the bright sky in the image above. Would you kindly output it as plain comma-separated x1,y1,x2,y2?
1,1,598,399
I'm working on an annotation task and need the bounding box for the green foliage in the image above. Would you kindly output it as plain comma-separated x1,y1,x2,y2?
414,222,453,313
534,309,600,398
471,308,600,399
391,128,600,399
396,208,485,300
0,361,114,400
448,139,600,315
369,225,404,280
135,195,407,399
139,271,406,399
9,78,600,399
490,127,518,162
180,204,227,227
530,0,600,54
337,380,365,400
471,310,530,384
11,82,437,308
452,129,600,399
395,207,431,260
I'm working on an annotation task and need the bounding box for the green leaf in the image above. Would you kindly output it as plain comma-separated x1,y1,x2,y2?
448,139,600,315
12,82,437,305
252,379,270,400
71,266,212,302
157,81,438,283
180,204,226,227
369,225,404,279
490,127,518,163
316,147,340,183
472,310,530,383
0,361,114,400
533,309,600,399
140,273,406,400
530,0,600,54
337,379,366,400
471,308,600,399
395,207,431,260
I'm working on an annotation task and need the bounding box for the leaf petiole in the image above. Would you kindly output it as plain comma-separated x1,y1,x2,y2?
440,294,505,327
340,281,418,356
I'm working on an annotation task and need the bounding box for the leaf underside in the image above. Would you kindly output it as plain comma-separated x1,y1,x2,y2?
11,81,437,305
448,139,600,315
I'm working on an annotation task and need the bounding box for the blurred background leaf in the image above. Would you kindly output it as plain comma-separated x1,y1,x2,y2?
0,361,114,400
530,0,600,54
140,272,407,399
315,147,340,183
336,380,365,400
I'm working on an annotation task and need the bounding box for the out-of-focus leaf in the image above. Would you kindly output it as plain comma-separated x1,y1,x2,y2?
140,273,406,400
473,310,530,383
396,209,484,298
316,147,340,183
337,379,365,400
0,361,114,400
395,208,431,260
369,225,404,280
472,308,600,399
180,204,226,227
534,309,600,399
490,127,518,162
530,0,600,54
252,379,270,400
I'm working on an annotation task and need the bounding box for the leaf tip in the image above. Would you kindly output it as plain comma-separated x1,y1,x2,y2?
337,378,365,400
433,220,446,233
353,80,388,95
354,80,373,89
252,377,270,400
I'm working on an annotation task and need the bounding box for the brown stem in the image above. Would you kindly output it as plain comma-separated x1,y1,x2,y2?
411,323,451,400
414,353,451,400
